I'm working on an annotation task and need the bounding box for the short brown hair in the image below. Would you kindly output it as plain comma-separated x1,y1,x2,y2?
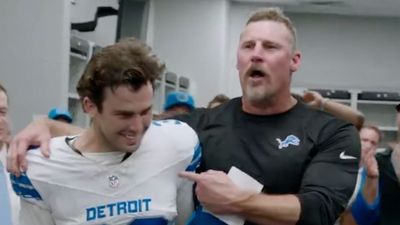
247,7,297,51
76,38,165,112
207,94,230,108
361,125,383,143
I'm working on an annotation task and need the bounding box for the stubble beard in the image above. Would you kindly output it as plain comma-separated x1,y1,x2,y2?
244,82,273,105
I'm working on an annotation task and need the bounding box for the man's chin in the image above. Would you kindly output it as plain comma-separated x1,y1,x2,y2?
125,142,141,153
245,89,270,102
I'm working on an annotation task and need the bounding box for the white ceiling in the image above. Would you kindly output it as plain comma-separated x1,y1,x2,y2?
232,0,400,17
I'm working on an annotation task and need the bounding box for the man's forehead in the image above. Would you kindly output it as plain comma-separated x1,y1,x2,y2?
0,91,8,107
103,85,153,110
360,128,379,138
240,21,292,42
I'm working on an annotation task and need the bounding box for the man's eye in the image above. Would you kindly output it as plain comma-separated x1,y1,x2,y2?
243,43,254,49
264,44,277,49
140,109,151,116
117,113,132,118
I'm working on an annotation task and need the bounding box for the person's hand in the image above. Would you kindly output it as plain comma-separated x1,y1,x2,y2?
179,170,254,214
302,91,324,109
362,147,379,179
7,118,52,176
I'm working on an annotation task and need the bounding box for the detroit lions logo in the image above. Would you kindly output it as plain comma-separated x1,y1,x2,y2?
276,135,300,149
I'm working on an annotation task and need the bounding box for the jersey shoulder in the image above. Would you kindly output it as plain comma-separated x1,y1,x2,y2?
149,120,201,172
12,136,75,201
21,136,86,185
151,119,198,146
24,136,75,166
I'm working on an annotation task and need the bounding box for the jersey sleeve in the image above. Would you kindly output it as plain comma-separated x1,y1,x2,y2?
296,121,361,225
11,172,54,225
161,120,201,225
177,143,202,225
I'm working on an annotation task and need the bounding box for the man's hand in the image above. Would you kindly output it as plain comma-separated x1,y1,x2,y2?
302,91,324,109
7,118,52,176
362,147,379,179
179,170,254,214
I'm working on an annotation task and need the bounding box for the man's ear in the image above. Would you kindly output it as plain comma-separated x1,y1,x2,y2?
290,50,301,73
82,97,97,116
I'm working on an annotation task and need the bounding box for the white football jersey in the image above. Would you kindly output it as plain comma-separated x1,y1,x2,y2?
11,120,201,225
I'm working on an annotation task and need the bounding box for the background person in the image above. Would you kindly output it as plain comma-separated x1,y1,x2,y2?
341,125,381,225
47,107,73,124
154,91,195,120
0,82,19,225
302,90,365,130
207,94,230,109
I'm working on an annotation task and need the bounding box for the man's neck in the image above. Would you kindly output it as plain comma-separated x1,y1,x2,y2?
241,95,297,115
73,128,111,153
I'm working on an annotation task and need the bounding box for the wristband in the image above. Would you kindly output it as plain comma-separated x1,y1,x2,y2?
320,98,329,111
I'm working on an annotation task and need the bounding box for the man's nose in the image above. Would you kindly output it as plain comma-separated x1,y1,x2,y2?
363,142,373,151
128,116,143,133
250,44,264,63
0,117,6,127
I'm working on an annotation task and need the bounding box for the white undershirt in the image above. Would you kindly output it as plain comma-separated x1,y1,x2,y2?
67,136,128,166
80,151,126,166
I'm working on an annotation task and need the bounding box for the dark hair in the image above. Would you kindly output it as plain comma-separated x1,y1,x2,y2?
207,94,230,108
76,38,165,112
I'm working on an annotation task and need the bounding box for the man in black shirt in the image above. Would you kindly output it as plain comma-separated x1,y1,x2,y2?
177,7,360,225
8,7,360,225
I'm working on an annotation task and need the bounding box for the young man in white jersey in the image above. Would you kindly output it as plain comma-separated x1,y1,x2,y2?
11,38,201,225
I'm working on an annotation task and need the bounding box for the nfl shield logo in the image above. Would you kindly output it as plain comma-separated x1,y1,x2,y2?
108,175,119,188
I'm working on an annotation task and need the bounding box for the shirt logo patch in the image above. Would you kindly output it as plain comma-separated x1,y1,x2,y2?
276,135,300,149
339,151,357,160
108,175,119,188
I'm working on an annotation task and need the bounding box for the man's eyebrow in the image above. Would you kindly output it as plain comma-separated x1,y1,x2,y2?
114,105,152,115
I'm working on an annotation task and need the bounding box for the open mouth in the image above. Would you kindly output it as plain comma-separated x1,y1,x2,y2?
248,69,266,78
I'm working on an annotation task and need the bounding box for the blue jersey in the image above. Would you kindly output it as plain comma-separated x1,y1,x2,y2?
12,120,201,225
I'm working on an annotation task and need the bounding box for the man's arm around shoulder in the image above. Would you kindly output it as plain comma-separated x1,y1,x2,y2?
7,118,83,175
